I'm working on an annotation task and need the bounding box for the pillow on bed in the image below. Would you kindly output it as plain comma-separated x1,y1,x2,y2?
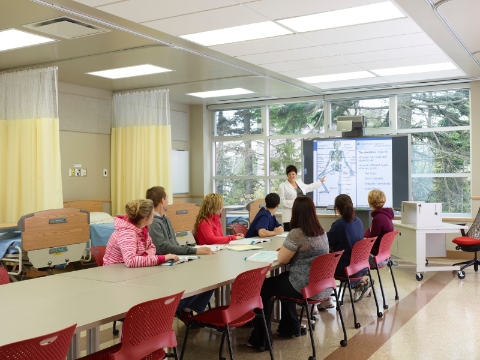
89,212,114,224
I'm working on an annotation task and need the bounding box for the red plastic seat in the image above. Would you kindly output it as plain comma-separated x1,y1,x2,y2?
452,208,480,279
90,246,106,267
79,291,184,360
335,237,382,329
275,251,347,359
230,224,248,236
370,230,400,310
180,265,274,360
0,324,76,360
0,266,10,285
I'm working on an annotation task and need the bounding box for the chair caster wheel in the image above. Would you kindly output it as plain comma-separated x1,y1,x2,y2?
395,296,399,301
339,301,343,306
311,324,315,331
355,323,361,329
308,356,316,360
425,259,428,266
113,329,119,336
416,273,423,281
377,312,383,318
458,270,465,279
340,340,347,347
301,327,307,336
383,305,389,310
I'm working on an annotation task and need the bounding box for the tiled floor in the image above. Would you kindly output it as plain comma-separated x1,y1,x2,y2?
83,258,480,359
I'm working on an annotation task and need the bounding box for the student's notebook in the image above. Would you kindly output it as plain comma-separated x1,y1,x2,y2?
161,255,200,266
229,238,272,245
244,251,278,263
194,244,226,252
226,245,263,252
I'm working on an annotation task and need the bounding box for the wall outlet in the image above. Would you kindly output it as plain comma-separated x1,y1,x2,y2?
103,169,108,177
75,168,81,177
81,169,87,177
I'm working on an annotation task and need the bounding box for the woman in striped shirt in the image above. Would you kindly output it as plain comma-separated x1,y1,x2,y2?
103,199,178,267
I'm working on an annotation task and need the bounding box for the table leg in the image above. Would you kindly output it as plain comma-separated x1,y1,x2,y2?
86,327,100,354
67,332,81,360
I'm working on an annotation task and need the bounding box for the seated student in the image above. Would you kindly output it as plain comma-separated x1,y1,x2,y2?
327,194,371,302
146,186,215,326
193,193,244,245
364,189,394,267
103,199,178,267
246,193,284,238
247,196,331,350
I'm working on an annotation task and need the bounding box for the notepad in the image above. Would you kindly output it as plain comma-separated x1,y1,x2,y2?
226,245,263,252
194,245,226,251
244,251,278,263
161,255,200,266
229,238,272,245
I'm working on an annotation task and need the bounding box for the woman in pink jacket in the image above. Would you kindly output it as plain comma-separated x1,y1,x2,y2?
193,193,244,245
103,199,178,267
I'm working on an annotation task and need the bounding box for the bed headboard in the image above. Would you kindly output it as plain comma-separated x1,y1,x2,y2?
167,203,200,232
63,200,103,212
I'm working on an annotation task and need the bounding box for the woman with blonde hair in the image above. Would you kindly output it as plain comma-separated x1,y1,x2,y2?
194,193,244,245
103,199,178,267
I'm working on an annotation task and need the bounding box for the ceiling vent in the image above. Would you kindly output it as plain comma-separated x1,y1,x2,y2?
23,17,109,39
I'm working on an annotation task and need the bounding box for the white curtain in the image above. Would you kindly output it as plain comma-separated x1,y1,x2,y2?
0,67,63,222
111,89,172,215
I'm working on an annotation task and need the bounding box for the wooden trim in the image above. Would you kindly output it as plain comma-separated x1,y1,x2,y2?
471,196,480,200
173,194,205,198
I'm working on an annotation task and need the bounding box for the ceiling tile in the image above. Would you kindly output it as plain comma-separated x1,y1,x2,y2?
382,69,466,83
343,45,444,63
97,0,236,24
322,33,433,55
281,64,366,79
261,56,350,72
312,77,388,89
301,18,421,46
73,0,120,6
209,34,315,57
143,5,267,36
244,0,383,21
237,46,334,64
359,54,453,70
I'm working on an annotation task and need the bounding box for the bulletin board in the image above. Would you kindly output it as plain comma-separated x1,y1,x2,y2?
172,150,189,194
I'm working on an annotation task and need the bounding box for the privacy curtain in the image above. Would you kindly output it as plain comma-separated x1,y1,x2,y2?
111,89,172,215
0,67,63,223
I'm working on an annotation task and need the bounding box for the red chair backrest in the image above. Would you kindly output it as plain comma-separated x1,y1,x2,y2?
90,246,106,266
0,267,10,285
344,237,376,277
112,291,184,360
221,265,271,324
230,224,248,236
374,230,399,265
302,251,344,300
0,324,76,360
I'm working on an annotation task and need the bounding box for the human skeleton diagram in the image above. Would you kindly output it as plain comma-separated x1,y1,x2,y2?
317,141,355,194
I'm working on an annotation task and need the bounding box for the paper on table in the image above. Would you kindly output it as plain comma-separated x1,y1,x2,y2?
161,255,200,266
194,245,226,251
229,238,272,245
226,245,263,251
276,232,288,237
244,251,278,263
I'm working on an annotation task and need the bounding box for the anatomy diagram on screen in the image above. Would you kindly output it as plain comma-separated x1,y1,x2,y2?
316,141,355,195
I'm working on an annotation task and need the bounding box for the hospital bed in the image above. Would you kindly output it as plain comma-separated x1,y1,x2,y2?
0,208,90,277
166,203,200,246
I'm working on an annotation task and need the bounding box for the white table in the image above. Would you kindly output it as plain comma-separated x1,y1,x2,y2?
392,221,466,281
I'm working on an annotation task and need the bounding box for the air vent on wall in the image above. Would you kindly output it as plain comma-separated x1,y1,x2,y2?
23,17,109,39
216,96,277,103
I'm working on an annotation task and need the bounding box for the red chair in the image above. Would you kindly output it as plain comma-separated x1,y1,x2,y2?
180,265,273,360
452,208,480,279
370,231,400,310
0,266,10,284
275,251,347,360
90,246,106,267
230,224,248,236
335,237,382,329
79,291,184,360
0,324,76,360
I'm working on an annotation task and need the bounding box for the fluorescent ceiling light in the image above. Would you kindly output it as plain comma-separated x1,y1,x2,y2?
87,64,172,79
180,22,291,46
372,62,457,76
298,71,375,83
0,29,55,52
187,88,254,98
278,2,404,33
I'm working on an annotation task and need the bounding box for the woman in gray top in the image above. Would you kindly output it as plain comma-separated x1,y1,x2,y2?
247,195,331,350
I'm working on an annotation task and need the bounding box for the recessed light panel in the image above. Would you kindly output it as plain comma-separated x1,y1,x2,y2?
298,71,375,83
371,62,457,76
0,29,55,52
278,2,404,33
180,22,291,46
87,64,172,79
187,88,254,98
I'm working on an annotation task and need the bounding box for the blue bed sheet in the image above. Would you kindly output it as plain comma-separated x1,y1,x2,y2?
0,231,22,258
90,223,115,247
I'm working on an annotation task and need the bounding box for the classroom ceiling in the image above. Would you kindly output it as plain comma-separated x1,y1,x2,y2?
0,0,479,105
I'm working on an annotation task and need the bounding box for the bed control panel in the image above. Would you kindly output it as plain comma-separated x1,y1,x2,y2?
49,246,68,254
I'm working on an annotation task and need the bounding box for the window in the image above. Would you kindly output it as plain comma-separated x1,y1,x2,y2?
269,139,301,176
215,179,265,205
215,141,264,176
269,101,324,135
214,108,262,136
331,98,390,130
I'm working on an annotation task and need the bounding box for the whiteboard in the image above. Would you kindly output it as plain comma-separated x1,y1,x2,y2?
172,150,189,194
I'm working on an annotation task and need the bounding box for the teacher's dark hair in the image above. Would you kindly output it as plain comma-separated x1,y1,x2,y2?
286,165,298,175
290,196,324,237
334,194,355,223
